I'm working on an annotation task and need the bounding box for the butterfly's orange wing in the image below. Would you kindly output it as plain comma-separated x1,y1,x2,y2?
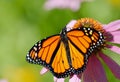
51,41,71,77
67,28,104,73
26,35,60,66
26,35,71,78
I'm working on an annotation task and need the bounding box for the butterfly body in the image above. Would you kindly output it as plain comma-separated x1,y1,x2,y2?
26,27,104,78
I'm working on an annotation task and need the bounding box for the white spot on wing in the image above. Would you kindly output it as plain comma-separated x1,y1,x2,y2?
34,47,37,51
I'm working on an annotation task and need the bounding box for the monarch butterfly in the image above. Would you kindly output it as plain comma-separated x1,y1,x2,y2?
26,26,104,78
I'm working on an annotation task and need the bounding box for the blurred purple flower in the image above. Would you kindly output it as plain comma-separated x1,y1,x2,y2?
0,79,8,82
40,19,120,82
44,0,92,11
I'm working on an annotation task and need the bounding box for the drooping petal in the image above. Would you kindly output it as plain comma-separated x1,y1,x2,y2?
103,20,120,32
99,53,120,79
82,55,107,82
69,74,81,82
109,46,120,54
54,77,57,82
102,48,120,65
56,78,64,82
54,77,65,82
40,67,49,75
110,31,120,44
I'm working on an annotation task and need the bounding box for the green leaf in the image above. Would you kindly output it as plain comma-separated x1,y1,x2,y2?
102,48,120,66
106,42,120,48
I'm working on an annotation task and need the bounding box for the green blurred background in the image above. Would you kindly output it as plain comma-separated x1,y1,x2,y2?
0,0,120,82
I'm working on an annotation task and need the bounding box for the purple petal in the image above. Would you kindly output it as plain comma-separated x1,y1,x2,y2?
103,20,120,32
99,53,120,79
40,67,49,75
54,77,57,82
109,46,120,54
69,74,81,82
54,77,64,82
110,31,120,44
56,78,64,82
66,20,77,31
83,55,107,82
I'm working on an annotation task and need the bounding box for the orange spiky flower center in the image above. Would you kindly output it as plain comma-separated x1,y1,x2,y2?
73,18,105,33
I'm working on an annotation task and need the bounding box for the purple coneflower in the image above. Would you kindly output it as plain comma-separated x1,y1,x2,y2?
40,18,120,82
44,0,92,11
